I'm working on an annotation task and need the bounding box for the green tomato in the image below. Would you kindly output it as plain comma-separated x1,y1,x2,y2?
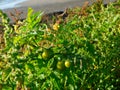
57,61,65,70
42,49,53,60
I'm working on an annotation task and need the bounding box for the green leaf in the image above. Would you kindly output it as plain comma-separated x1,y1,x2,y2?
113,14,120,23
68,84,74,90
2,67,12,81
27,7,34,22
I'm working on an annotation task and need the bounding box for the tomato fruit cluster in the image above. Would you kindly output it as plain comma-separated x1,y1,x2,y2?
56,60,71,70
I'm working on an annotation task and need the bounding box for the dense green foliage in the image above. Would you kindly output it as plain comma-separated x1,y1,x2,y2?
0,1,120,90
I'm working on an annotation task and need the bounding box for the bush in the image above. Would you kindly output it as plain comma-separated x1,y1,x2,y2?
0,0,120,90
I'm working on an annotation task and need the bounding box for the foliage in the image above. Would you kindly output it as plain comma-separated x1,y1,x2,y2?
0,1,120,90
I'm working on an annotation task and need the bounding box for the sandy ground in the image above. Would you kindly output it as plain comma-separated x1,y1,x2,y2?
2,0,117,23
18,0,76,7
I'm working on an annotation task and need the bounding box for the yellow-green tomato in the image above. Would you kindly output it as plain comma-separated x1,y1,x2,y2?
42,50,50,60
57,61,65,70
65,60,71,68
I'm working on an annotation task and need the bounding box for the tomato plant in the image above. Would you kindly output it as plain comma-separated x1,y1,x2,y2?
0,0,120,89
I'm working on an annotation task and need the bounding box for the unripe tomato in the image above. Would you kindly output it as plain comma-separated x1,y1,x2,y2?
57,61,65,70
42,49,53,60
65,60,71,68
42,51,49,60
